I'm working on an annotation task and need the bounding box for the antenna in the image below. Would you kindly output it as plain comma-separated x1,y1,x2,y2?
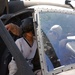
65,0,74,9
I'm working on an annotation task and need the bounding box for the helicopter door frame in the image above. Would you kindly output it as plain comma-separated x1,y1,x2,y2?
33,10,49,75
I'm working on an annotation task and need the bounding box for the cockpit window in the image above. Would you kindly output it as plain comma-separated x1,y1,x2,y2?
38,12,75,72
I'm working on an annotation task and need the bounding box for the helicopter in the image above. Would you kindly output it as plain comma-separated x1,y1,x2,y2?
0,0,75,75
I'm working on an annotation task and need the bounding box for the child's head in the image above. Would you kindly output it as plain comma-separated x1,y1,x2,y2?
21,17,34,35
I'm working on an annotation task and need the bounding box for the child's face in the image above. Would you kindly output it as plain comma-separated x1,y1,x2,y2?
26,31,33,38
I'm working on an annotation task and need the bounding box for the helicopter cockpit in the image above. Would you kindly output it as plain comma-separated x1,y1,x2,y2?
0,0,75,75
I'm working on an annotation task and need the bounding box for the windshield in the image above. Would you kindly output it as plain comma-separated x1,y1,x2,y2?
39,12,75,72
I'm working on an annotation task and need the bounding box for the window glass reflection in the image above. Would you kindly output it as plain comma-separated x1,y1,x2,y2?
39,12,75,71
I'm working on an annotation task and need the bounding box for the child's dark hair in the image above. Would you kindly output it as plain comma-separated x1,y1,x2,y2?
21,17,34,34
